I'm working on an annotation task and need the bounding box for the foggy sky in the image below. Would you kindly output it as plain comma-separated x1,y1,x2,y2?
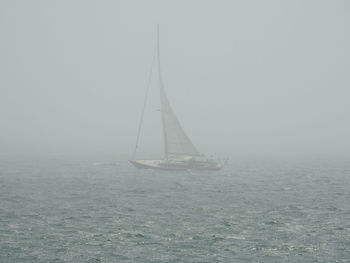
1,0,349,160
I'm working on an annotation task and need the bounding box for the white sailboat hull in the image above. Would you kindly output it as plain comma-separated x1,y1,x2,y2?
130,159,223,171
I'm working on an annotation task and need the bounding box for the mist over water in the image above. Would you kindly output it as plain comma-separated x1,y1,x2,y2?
1,0,350,262
1,0,349,159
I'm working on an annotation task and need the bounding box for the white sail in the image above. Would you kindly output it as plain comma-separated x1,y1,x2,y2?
160,86,201,157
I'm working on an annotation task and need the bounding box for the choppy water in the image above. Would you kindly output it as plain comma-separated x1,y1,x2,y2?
0,157,349,262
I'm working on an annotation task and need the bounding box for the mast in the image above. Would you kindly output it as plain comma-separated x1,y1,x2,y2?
157,25,169,159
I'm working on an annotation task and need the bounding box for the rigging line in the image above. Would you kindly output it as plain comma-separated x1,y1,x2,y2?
157,25,169,159
132,43,157,159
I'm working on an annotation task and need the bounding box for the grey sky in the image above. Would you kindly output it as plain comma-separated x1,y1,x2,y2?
1,0,349,159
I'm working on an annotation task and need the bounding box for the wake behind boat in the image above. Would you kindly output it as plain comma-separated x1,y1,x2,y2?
130,27,223,171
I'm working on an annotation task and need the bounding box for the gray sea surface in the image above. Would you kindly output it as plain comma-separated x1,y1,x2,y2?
0,157,349,262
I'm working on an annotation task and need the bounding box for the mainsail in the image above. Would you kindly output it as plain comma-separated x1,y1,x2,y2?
156,27,200,158
160,85,200,157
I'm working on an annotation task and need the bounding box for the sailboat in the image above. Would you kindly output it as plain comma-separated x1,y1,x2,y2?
130,28,223,171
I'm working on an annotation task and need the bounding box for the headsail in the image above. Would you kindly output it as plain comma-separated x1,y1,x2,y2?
157,26,201,158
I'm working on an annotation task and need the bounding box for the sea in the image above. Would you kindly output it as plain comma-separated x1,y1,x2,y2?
0,156,349,262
